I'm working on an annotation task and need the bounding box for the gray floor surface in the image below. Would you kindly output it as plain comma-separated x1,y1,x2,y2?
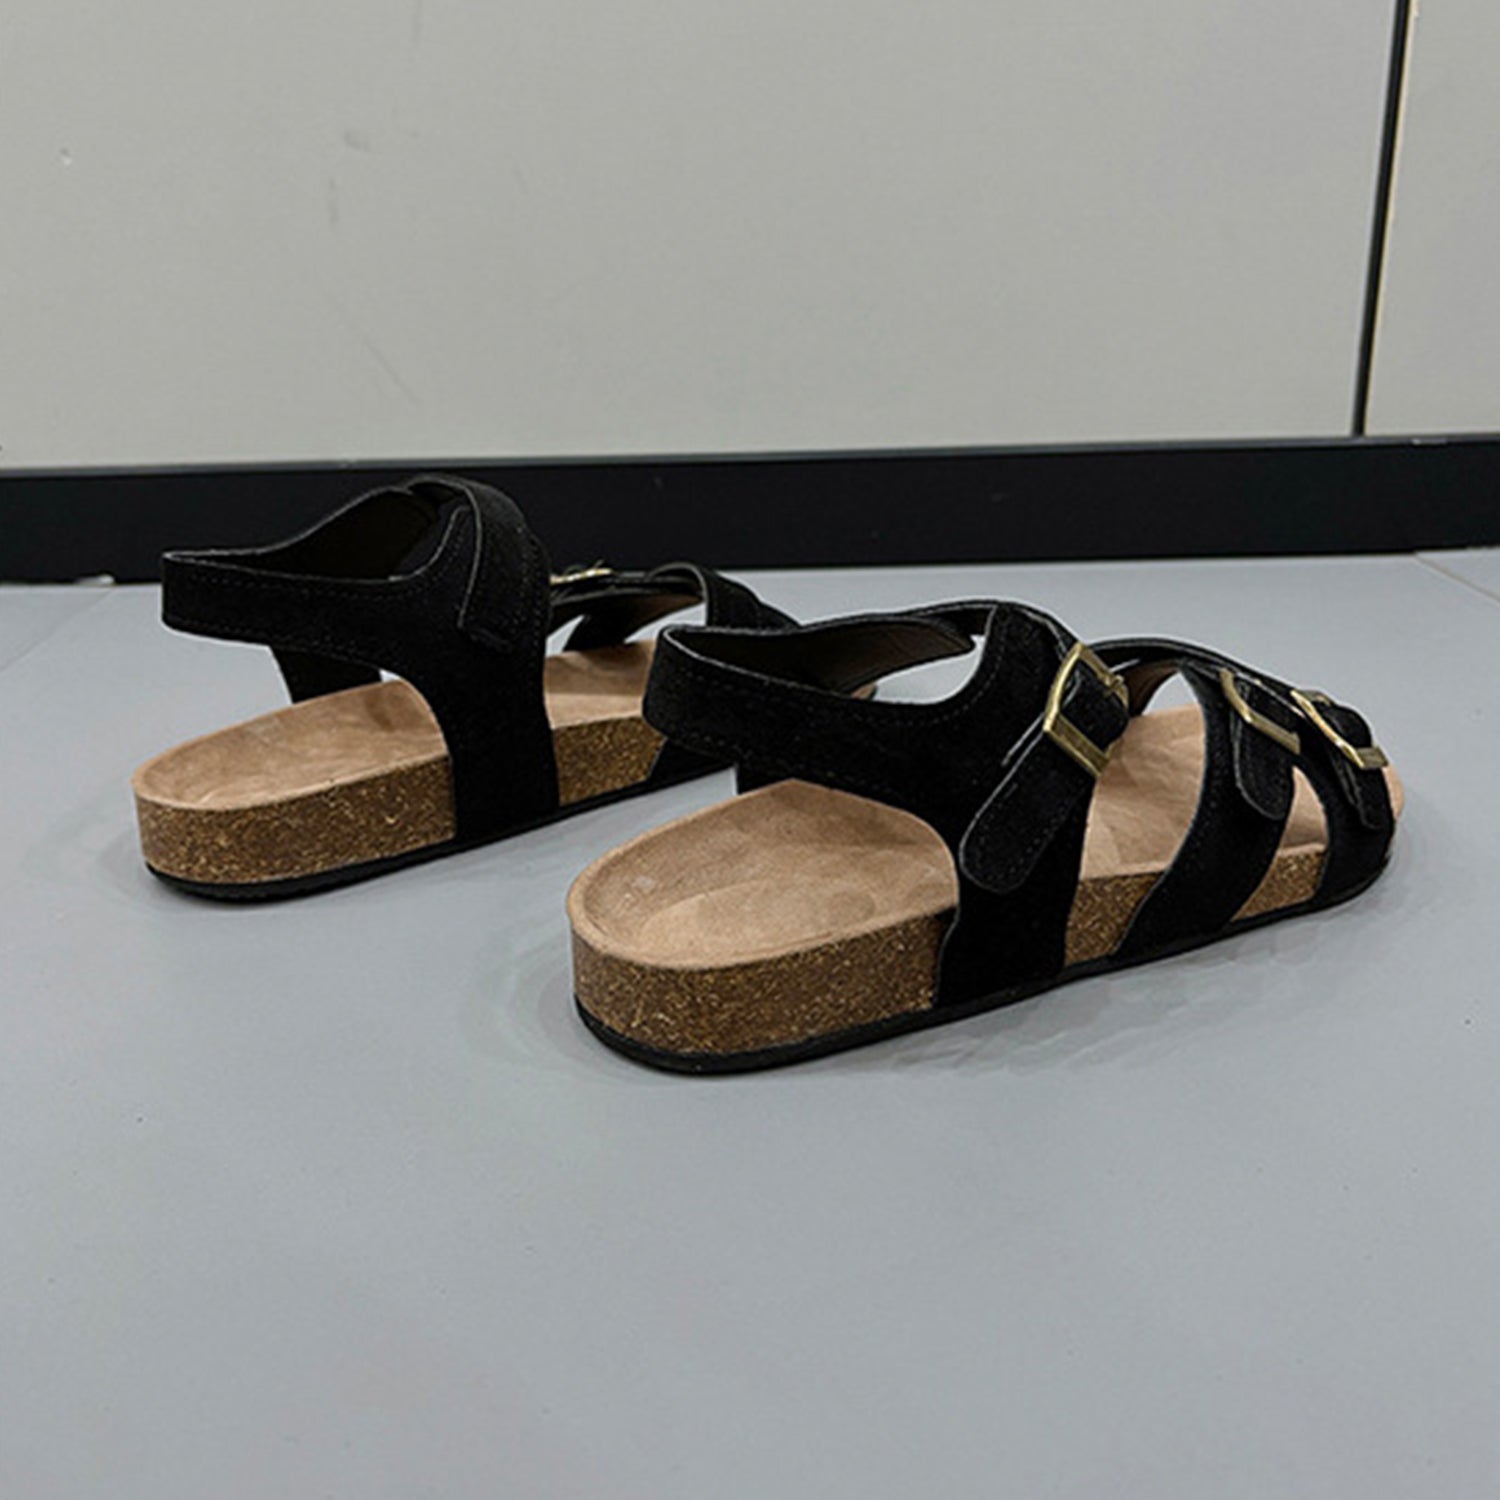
3,551,1498,1498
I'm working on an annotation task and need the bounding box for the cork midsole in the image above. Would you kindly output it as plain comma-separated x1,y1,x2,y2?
133,643,663,886
569,706,1404,1059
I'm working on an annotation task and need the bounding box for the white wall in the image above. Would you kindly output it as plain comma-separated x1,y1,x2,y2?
1367,0,1500,434
1,0,1394,467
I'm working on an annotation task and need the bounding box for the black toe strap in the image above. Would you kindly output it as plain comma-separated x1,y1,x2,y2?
1097,637,1395,917
1288,689,1395,895
1088,645,1301,956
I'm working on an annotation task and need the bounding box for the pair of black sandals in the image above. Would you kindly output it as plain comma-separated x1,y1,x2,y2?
132,475,1401,1072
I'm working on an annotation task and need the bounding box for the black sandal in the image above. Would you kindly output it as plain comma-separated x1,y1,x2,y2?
568,600,1402,1071
131,474,792,897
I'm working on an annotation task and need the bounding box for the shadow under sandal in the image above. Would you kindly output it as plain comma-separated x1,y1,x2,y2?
568,601,1403,1071
132,474,792,897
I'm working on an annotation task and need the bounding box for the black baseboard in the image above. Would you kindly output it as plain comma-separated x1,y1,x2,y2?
2,435,1497,582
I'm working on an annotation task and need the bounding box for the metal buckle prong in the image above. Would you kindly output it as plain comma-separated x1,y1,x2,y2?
1042,642,1128,779
1291,689,1389,771
1219,669,1301,755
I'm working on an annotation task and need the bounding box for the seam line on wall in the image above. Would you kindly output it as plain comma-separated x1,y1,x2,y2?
1352,0,1417,436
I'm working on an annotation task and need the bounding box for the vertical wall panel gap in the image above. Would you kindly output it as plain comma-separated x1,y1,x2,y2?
1353,0,1417,435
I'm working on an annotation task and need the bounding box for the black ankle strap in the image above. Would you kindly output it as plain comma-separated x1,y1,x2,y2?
646,601,1134,1000
646,602,1126,843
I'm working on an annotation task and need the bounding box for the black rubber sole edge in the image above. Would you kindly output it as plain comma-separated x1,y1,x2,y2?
574,859,1390,1074
144,758,723,902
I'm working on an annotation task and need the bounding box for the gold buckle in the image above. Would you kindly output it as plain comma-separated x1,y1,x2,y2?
1291,690,1389,771
1042,642,1128,778
1219,669,1301,755
549,562,614,586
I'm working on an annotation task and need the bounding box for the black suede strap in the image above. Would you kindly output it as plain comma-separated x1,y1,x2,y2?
554,563,791,650
1096,637,1395,913
1289,694,1395,897
645,601,1132,1002
162,476,557,843
549,559,796,788
646,605,1394,1007
1098,651,1296,956
159,474,797,843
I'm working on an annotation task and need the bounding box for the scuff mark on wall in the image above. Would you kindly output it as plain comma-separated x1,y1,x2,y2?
315,283,423,408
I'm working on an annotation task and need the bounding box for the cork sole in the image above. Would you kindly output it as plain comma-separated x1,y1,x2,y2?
134,643,668,894
569,706,1405,1070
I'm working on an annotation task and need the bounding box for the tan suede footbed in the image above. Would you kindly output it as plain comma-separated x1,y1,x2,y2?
568,706,1405,1059
132,643,664,886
